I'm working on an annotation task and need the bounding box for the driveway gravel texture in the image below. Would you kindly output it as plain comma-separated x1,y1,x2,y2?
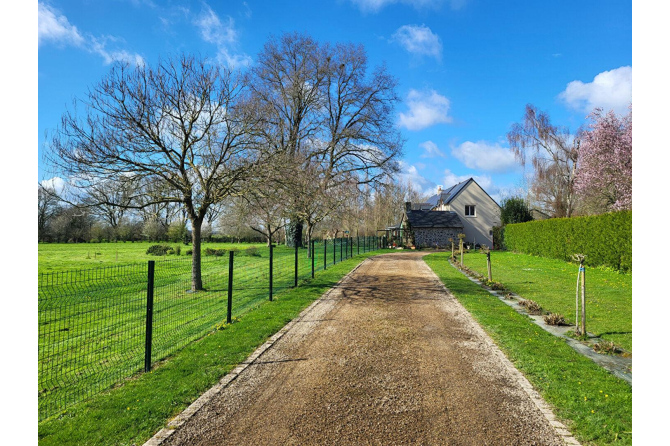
158,252,572,445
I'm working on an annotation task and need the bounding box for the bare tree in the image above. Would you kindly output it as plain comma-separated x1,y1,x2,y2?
507,104,579,217
46,54,260,290
249,33,403,247
38,184,62,242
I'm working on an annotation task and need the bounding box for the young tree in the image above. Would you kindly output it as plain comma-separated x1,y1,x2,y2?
507,104,579,217
575,107,632,214
46,54,260,290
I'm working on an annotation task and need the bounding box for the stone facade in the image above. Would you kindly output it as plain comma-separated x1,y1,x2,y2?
412,228,462,248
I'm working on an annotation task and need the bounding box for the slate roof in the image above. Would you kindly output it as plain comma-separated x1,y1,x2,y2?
425,179,471,208
405,210,463,228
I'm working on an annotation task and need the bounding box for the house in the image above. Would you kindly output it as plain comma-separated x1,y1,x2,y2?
402,204,464,248
402,178,501,248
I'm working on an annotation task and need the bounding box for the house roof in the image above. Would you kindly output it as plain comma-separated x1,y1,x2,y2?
425,178,500,209
405,210,463,228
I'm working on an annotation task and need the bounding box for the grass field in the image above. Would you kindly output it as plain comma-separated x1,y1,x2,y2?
38,250,384,446
38,238,379,421
456,249,632,352
425,252,632,446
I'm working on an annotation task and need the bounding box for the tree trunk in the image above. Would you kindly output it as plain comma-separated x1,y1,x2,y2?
190,218,204,291
286,218,303,248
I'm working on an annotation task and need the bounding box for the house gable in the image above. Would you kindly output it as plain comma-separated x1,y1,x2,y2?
422,178,501,247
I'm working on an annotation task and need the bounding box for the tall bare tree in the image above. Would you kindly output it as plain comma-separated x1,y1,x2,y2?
248,33,403,247
507,104,579,217
46,54,260,290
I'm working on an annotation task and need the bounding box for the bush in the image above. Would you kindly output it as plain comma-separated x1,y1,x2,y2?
204,247,227,257
146,244,173,256
242,246,261,257
504,210,631,272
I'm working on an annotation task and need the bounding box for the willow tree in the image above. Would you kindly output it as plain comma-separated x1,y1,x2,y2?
46,54,260,290
507,104,579,218
248,32,403,247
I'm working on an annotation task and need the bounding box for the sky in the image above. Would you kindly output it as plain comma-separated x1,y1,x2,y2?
36,0,632,204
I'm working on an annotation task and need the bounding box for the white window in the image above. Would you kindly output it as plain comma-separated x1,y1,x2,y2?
465,205,476,217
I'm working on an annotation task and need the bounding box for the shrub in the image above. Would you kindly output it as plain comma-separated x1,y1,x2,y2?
543,313,567,326
174,245,181,256
504,210,631,272
146,244,173,256
519,299,543,315
242,246,261,257
204,247,227,257
185,249,193,256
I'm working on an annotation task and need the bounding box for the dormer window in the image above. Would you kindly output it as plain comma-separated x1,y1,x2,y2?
465,205,476,217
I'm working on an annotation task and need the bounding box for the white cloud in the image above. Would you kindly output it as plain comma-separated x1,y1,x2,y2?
451,141,518,172
194,4,251,68
419,141,446,158
350,0,466,13
397,161,436,196
392,24,442,60
38,3,84,47
38,2,144,66
40,177,66,195
558,66,632,114
398,89,452,131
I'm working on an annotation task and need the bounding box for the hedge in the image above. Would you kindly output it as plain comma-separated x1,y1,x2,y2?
504,210,631,272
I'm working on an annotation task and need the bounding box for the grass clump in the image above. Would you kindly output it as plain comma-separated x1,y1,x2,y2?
593,341,623,355
544,313,567,326
518,299,543,315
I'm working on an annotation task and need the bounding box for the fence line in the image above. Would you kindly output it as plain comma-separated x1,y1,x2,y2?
38,236,382,421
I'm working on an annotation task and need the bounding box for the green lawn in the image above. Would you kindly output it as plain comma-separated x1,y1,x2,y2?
38,250,385,446
458,250,632,352
38,239,379,421
424,253,632,446
38,241,266,274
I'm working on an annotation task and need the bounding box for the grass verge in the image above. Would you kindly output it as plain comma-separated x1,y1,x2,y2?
424,252,632,446
459,250,632,352
38,250,384,446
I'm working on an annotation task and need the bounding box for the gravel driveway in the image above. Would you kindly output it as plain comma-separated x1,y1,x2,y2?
154,252,577,445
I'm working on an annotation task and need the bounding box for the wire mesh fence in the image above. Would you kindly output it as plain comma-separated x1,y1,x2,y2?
38,236,382,421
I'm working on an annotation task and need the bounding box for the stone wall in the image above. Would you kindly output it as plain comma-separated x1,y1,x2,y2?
413,228,462,248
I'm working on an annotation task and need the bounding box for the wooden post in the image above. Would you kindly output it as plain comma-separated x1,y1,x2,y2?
486,251,492,282
580,263,586,336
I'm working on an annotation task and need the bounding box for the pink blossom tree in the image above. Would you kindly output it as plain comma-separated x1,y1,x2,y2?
575,106,632,214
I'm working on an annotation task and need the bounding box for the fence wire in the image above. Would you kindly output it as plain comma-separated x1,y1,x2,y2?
38,237,381,421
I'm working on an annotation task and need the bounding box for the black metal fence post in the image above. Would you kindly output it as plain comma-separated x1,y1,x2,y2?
357,236,360,255
227,250,234,324
311,240,315,278
333,238,336,265
269,243,274,301
340,238,343,262
144,260,155,373
345,237,348,259
294,244,299,287
324,239,327,270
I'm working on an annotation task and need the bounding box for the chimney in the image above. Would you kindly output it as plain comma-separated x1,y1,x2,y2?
437,185,443,195
405,201,412,213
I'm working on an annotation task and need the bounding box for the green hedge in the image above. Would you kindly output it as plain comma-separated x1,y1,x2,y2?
504,210,631,272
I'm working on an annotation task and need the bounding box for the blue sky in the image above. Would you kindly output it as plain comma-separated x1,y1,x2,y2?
37,0,632,202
